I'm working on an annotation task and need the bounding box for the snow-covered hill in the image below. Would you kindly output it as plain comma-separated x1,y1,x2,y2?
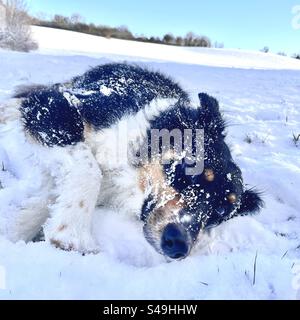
32,26,300,70
0,27,300,300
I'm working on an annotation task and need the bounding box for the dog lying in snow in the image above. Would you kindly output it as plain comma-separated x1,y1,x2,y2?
1,63,263,259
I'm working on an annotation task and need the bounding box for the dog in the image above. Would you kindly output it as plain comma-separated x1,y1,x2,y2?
1,63,263,259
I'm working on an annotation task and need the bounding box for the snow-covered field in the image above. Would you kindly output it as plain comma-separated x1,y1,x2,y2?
0,26,300,300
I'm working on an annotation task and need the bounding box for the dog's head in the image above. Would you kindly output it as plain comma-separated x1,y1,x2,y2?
139,93,264,260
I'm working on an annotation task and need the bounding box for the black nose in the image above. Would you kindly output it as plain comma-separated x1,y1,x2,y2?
161,223,189,259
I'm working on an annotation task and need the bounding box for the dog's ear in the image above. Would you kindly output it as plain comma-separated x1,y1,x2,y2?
198,92,225,135
198,93,220,114
236,189,264,215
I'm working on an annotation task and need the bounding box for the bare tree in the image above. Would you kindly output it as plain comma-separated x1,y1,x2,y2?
277,51,286,56
175,36,183,46
70,13,84,24
53,14,70,27
194,36,211,47
184,32,196,46
0,0,38,52
31,10,215,48
214,41,224,48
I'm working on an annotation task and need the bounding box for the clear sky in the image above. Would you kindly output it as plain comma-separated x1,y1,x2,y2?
27,0,300,54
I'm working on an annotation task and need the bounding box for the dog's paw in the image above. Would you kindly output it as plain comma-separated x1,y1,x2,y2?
48,227,99,254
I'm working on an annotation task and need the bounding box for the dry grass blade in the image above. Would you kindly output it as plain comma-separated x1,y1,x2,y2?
253,251,258,286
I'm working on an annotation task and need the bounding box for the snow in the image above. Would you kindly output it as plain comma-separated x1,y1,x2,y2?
0,26,300,300
31,26,300,70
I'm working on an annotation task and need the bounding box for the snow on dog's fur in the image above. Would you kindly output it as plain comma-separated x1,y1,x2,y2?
0,63,263,259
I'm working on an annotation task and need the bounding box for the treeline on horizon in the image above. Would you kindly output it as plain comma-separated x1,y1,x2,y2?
31,13,224,48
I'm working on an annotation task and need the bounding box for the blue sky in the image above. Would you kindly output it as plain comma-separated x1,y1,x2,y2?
27,0,300,54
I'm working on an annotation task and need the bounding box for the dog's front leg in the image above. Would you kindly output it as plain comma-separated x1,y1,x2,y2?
44,143,102,254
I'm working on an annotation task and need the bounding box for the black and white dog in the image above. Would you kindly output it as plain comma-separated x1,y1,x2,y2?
1,63,263,259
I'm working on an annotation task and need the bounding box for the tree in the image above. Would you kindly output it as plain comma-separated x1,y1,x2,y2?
175,36,183,46
293,53,300,60
163,33,174,45
277,51,286,56
183,32,211,47
114,25,134,40
0,0,38,52
100,27,113,39
214,41,224,48
184,32,196,46
261,46,269,53
53,14,70,27
30,9,216,49
195,36,211,47
70,13,84,24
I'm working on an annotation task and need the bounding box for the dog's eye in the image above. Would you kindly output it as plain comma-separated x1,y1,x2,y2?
204,169,215,182
227,193,237,204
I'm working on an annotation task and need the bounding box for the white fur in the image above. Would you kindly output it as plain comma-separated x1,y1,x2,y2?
85,98,177,216
0,97,176,252
43,143,102,253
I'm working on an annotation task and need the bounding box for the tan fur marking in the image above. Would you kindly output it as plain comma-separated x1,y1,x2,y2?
58,224,67,232
165,194,185,209
138,163,182,207
83,122,94,141
50,239,61,248
79,200,85,208
50,239,74,251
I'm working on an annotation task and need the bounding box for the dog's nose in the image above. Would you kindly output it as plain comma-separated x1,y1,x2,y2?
161,223,189,259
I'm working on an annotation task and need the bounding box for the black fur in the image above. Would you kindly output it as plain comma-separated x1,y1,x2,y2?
19,63,189,147
236,189,265,215
72,63,189,129
14,84,48,99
